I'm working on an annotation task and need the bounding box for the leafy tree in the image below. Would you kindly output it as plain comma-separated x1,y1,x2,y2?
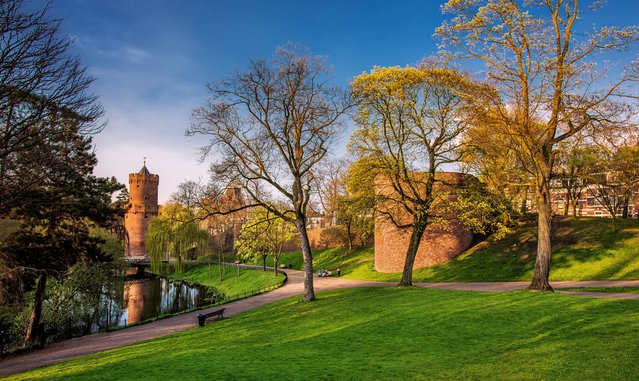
313,157,375,250
1,172,123,347
0,0,117,347
554,145,593,217
349,65,484,286
437,0,639,290
235,207,296,277
146,203,210,273
188,45,351,301
340,158,378,249
461,120,533,214
583,144,639,230
0,0,104,215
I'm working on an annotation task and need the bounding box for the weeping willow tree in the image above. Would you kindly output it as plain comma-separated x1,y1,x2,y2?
146,203,209,273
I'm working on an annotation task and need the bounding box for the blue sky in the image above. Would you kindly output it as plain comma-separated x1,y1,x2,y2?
45,0,639,203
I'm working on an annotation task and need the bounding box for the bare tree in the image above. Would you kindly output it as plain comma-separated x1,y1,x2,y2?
437,0,639,290
313,157,348,228
188,45,351,301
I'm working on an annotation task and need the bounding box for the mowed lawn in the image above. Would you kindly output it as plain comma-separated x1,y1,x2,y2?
164,263,283,297
10,287,639,380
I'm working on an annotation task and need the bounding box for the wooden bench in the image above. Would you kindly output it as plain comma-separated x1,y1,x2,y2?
197,308,225,327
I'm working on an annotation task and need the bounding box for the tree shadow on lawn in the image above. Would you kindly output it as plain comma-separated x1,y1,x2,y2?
17,288,639,381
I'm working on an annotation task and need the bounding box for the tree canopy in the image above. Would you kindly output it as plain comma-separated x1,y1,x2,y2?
437,0,639,290
188,45,352,301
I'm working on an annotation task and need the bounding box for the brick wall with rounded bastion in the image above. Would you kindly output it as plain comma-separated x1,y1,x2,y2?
374,172,475,273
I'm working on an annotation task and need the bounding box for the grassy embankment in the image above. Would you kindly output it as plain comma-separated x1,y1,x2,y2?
11,287,639,380
558,287,639,294
276,217,639,283
161,263,284,298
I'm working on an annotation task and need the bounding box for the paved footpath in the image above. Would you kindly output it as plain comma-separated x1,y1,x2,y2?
2,273,639,377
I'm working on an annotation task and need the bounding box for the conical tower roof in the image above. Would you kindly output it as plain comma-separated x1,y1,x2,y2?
138,164,151,175
138,157,151,175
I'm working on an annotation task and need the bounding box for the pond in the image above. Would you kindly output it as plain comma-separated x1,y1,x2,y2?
114,274,210,326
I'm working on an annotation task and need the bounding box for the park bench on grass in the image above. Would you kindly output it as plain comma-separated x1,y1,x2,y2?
197,308,225,327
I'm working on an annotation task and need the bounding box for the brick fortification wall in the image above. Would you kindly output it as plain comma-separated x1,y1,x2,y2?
374,172,474,273
125,165,159,258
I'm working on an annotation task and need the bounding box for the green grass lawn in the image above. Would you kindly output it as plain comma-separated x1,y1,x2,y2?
163,263,284,297
11,287,639,380
340,217,639,282
258,246,374,272
556,286,639,294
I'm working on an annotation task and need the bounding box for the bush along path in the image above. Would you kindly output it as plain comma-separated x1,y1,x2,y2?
2,271,639,377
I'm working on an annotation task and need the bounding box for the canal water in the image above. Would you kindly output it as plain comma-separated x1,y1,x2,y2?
110,274,210,327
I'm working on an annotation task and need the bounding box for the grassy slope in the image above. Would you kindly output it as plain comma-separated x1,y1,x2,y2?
556,287,639,294
164,264,283,297
11,287,639,380
259,246,374,271
342,217,639,282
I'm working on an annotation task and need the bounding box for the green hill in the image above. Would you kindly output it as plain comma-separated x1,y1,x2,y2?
162,263,284,298
11,287,639,380
345,217,639,282
275,217,639,282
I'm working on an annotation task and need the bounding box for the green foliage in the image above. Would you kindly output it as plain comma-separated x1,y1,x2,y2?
12,287,639,380
234,207,296,269
146,203,210,273
9,260,125,344
443,180,518,240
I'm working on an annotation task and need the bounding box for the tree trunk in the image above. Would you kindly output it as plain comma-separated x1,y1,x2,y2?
572,199,579,219
273,256,279,277
295,217,315,301
622,193,630,219
218,250,223,282
399,222,427,287
346,219,353,251
520,187,528,213
24,272,47,347
262,255,267,271
564,192,570,216
529,181,554,291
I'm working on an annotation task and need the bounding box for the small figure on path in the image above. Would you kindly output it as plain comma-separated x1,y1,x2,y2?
337,268,341,277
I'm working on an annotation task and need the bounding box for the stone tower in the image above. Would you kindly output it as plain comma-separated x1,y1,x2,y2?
124,160,159,258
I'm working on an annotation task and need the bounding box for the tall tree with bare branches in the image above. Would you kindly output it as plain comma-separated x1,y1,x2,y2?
188,45,351,301
437,0,639,290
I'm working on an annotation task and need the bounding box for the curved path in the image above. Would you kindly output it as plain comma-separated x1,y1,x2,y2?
2,272,638,377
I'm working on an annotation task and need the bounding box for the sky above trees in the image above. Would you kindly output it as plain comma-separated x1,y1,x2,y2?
42,0,639,203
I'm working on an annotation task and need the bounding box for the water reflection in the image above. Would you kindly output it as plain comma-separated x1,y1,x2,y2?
117,275,208,325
